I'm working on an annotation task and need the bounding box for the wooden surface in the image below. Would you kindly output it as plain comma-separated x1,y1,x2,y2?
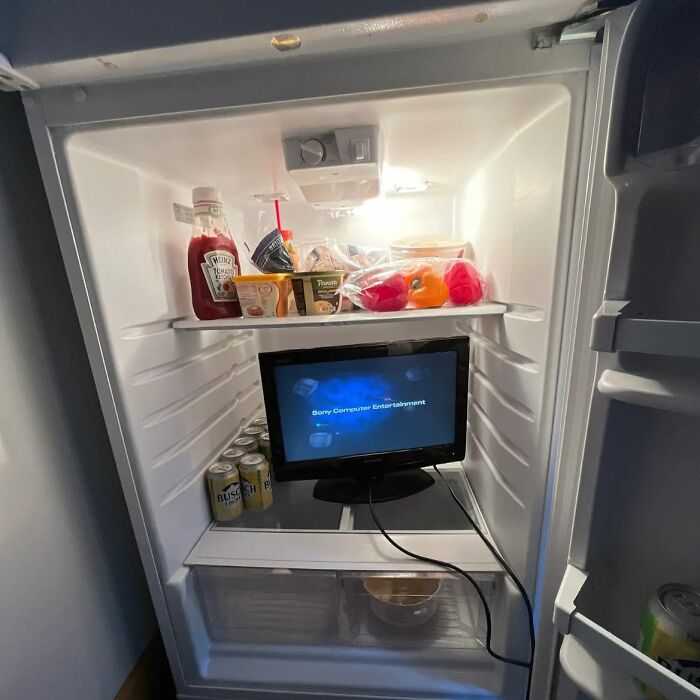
114,634,174,700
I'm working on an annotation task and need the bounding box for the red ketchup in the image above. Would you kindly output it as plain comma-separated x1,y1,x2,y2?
187,188,242,320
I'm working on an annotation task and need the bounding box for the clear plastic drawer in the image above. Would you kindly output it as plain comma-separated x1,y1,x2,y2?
194,565,495,652
195,566,340,644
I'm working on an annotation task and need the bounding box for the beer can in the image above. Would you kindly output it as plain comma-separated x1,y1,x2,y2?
221,445,246,468
257,431,272,467
231,436,258,453
206,462,242,522
638,583,700,698
239,453,273,511
242,425,266,440
250,416,268,429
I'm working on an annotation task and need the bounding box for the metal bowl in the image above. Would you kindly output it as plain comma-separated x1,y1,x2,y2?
362,575,442,628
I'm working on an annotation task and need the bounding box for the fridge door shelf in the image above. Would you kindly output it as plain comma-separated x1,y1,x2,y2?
555,565,700,700
614,316,700,359
598,367,700,416
172,302,507,332
592,301,700,359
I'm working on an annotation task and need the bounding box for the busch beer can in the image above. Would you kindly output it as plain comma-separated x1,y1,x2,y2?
206,462,242,522
239,453,273,511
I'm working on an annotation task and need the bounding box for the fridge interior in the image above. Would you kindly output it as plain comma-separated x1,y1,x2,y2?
56,80,576,697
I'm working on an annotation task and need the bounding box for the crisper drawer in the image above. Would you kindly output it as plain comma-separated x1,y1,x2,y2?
195,566,339,644
194,565,495,653
341,571,492,653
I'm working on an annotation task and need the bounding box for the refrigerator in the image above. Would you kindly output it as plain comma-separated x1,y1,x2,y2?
9,0,699,698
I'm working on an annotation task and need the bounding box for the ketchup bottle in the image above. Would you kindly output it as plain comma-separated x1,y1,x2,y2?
188,187,242,320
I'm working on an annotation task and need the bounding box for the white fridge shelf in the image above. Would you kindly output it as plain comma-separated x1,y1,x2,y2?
598,368,700,416
592,301,700,359
614,316,700,359
185,466,503,573
186,528,502,572
555,565,700,700
172,302,507,331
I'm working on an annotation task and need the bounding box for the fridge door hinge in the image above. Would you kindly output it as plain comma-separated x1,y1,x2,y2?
557,1,637,45
559,12,612,43
0,54,38,92
553,565,589,635
590,300,630,352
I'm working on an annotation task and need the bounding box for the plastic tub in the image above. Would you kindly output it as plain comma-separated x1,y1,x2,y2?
390,238,466,261
290,271,344,315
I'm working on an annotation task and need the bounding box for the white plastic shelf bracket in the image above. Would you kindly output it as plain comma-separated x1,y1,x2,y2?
590,300,630,352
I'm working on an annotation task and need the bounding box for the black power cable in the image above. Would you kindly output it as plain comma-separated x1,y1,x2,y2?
432,464,535,699
367,472,534,699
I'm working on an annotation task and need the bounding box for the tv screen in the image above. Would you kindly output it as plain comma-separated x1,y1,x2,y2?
259,338,469,486
274,352,457,462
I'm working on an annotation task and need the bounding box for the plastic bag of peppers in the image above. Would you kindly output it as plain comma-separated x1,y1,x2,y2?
341,258,485,312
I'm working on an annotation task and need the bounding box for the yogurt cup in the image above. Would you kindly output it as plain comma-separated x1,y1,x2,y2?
290,271,344,316
233,274,291,317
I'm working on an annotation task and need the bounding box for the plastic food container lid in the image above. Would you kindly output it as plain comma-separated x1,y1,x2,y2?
290,270,345,278
390,238,465,250
234,274,290,282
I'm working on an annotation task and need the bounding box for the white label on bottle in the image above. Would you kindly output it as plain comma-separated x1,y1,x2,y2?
194,203,224,218
173,203,193,224
201,250,239,302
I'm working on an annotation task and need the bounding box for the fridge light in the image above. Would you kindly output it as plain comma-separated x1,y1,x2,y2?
382,166,430,194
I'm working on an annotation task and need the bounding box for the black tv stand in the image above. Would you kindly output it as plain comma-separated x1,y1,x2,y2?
312,469,435,504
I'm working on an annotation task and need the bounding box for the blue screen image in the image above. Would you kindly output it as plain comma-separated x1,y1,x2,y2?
274,351,457,463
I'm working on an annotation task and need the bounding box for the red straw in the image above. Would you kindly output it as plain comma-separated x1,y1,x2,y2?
274,199,282,233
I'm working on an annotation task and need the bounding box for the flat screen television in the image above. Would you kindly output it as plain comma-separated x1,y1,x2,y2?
259,337,469,503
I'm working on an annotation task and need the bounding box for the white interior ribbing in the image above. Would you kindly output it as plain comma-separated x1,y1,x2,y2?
462,96,572,586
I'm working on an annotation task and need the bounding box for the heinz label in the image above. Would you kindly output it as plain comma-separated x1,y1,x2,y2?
201,249,239,302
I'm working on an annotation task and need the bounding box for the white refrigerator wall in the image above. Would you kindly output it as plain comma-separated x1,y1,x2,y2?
59,149,264,580
463,92,572,586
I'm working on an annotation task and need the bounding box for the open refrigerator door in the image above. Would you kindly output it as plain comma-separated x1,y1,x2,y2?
544,2,700,698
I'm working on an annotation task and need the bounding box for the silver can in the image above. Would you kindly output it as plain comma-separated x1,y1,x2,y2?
257,432,272,467
231,436,258,453
250,416,268,429
206,462,242,522
221,446,246,468
242,425,266,440
638,583,700,698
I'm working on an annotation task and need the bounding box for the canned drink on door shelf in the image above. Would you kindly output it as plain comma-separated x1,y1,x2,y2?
638,583,700,698
249,417,268,429
231,436,258,453
220,446,246,468
239,453,273,511
206,462,242,522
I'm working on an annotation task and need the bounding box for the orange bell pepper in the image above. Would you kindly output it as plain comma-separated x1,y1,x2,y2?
404,264,449,308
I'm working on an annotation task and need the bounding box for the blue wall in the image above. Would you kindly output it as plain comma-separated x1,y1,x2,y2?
0,91,156,699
